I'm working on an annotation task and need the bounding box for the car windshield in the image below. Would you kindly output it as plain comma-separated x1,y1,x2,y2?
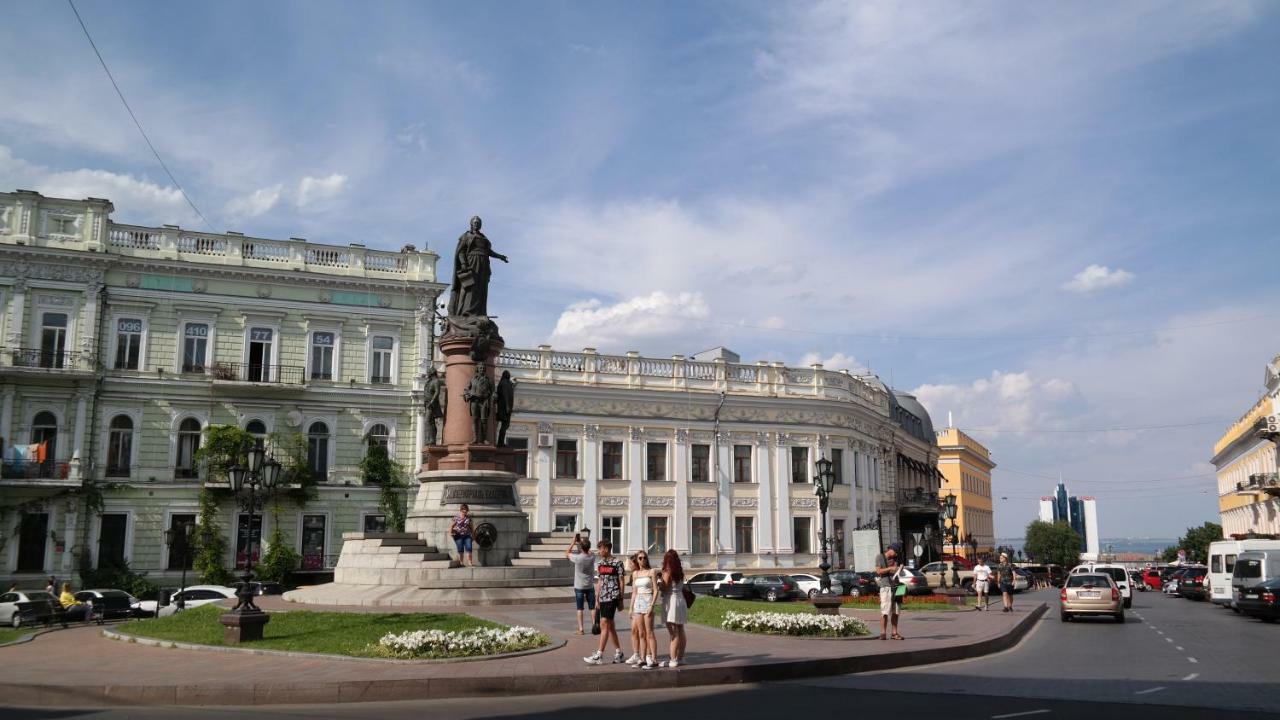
1067,575,1110,588
1234,559,1262,579
1096,568,1126,582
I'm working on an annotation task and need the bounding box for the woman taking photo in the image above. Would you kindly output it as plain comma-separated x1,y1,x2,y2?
628,550,659,669
450,504,475,568
659,549,688,667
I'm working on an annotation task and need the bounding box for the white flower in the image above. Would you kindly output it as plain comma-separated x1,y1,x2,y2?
721,611,868,637
376,625,548,658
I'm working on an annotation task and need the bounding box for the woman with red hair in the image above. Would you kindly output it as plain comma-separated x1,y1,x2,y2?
659,549,688,667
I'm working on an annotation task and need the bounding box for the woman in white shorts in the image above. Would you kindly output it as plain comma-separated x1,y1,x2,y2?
659,549,688,667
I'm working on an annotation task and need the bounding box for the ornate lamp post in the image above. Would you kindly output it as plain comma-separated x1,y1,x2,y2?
812,455,841,614
219,446,282,643
943,492,960,589
163,523,194,611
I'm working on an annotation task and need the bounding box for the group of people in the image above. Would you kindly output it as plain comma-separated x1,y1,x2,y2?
971,552,1019,612
567,534,689,669
875,545,1022,640
7,576,95,623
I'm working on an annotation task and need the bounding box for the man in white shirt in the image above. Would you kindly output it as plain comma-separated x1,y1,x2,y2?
972,557,991,610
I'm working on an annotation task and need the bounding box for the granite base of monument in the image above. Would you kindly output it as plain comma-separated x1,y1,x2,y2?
406,469,530,567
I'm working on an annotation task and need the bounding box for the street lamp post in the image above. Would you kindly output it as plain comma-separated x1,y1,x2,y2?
163,523,194,612
943,492,960,589
219,446,282,643
812,455,841,615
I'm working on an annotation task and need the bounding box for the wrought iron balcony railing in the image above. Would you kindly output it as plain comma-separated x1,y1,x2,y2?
9,348,95,370
1,460,72,480
212,362,306,385
897,486,940,509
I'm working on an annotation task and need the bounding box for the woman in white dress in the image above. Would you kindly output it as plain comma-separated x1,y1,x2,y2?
659,549,688,667
628,551,659,669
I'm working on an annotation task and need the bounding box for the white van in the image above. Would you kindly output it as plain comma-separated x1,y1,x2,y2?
1232,549,1280,604
1070,563,1133,608
1209,539,1280,607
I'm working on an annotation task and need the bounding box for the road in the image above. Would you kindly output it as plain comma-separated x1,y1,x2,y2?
2,589,1276,719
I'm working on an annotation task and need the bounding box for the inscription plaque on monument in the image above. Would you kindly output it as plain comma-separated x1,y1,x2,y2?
441,483,517,506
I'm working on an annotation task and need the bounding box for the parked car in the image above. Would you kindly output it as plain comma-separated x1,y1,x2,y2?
1128,570,1145,591
1020,564,1051,588
1044,564,1067,587
744,575,804,602
0,590,59,628
1235,577,1280,622
1176,567,1209,601
1142,568,1163,591
1071,563,1133,608
1210,540,1280,607
249,581,286,596
73,589,147,620
1060,572,1124,623
830,570,877,597
919,561,974,590
157,585,237,617
789,574,836,598
687,571,746,596
1232,550,1280,605
899,568,933,596
1013,567,1034,592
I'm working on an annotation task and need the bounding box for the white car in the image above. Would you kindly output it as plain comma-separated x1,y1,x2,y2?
0,590,60,628
1070,563,1134,608
156,585,237,617
686,571,746,596
788,573,837,598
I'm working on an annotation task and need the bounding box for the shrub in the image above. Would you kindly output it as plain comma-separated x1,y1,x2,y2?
722,610,868,637
79,558,158,599
373,626,548,658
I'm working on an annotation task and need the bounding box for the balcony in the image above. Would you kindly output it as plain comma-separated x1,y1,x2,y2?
898,486,940,511
5,348,96,373
1243,472,1280,497
212,362,305,385
1,460,75,487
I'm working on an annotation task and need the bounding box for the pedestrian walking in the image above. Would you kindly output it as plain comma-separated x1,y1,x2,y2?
583,539,625,665
44,575,57,594
566,533,596,634
973,557,991,610
628,550,659,669
996,552,1016,612
659,549,688,668
874,542,904,640
450,504,475,568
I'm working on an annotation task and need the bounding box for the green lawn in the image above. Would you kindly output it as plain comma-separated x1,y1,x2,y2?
114,605,515,658
686,595,819,627
0,627,28,645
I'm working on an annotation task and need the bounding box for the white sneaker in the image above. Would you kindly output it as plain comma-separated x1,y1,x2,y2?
640,655,656,669
625,652,642,665
668,659,681,668
584,651,603,665
613,650,625,664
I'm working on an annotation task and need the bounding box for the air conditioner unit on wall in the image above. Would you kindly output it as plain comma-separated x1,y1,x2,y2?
537,433,554,448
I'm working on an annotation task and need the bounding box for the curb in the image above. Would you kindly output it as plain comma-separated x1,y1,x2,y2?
0,603,1047,707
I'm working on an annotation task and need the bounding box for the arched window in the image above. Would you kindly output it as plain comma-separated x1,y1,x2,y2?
245,420,267,451
106,415,133,477
307,421,330,480
367,423,390,452
31,411,58,475
175,418,202,479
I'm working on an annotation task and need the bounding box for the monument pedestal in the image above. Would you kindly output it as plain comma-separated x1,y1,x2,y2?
407,469,529,567
219,610,270,643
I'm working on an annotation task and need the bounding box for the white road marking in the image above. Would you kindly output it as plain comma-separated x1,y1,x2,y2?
1188,657,1199,664
1183,673,1200,681
991,711,1051,719
1134,686,1167,695
1176,646,1184,651
1156,630,1164,635
1165,638,1173,643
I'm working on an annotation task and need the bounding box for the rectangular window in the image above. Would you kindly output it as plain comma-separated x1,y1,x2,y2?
734,516,754,554
691,444,710,482
114,318,143,370
175,426,201,479
16,512,49,573
791,446,808,484
235,513,262,570
182,323,209,372
555,439,578,479
691,517,712,554
301,514,326,570
370,336,394,383
107,421,132,477
310,331,335,380
646,516,669,555
602,516,623,553
832,448,844,484
554,514,578,532
166,514,196,571
602,441,623,479
733,445,752,483
40,312,68,368
97,513,128,568
247,327,274,382
793,517,812,554
363,514,388,534
646,442,667,482
509,437,528,477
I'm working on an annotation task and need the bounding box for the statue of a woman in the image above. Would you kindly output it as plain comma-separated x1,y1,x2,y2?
448,216,508,319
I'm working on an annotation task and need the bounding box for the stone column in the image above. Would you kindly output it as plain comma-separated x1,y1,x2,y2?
582,425,600,540
672,429,689,552
5,279,27,362
79,281,102,370
60,504,78,573
775,435,793,553
534,424,552,533
0,385,14,448
754,433,773,557
423,334,510,472
68,392,88,481
716,435,733,553
626,427,644,552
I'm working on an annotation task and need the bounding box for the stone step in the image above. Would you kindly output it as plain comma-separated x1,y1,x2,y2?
378,538,434,547
515,550,570,560
395,553,452,563
396,559,454,570
418,577,571,589
510,558,574,568
526,531,578,540
395,546,443,555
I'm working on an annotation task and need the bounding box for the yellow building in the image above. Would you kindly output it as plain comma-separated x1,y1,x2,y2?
936,425,996,558
1211,354,1280,537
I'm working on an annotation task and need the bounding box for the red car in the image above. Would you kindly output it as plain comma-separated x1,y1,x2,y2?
1142,568,1163,591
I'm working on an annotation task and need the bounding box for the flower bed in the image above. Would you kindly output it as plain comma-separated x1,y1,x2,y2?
722,610,868,637
373,626,549,659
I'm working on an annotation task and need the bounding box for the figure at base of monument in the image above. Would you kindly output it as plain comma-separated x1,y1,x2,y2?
463,361,495,444
422,367,446,446
495,370,516,447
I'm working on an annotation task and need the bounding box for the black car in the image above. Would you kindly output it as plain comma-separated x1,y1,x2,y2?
830,570,878,597
745,575,803,602
1177,568,1209,600
73,589,142,620
1236,578,1280,622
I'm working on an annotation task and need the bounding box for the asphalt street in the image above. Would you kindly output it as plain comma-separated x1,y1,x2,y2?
2,589,1276,720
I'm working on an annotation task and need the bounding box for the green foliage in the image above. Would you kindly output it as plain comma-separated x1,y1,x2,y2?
192,488,236,586
257,504,300,586
1162,522,1223,564
362,445,409,532
193,425,255,483
1023,520,1082,568
79,558,159,599
270,431,318,505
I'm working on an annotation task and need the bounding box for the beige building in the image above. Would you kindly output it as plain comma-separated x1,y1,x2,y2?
1211,354,1280,537
936,424,995,558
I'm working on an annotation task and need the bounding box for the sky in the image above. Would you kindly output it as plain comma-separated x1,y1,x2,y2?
2,1,1277,538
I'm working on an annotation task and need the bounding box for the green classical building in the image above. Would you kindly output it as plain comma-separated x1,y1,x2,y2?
0,189,443,587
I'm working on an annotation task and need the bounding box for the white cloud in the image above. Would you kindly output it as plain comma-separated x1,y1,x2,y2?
912,370,1079,436
295,173,348,208
549,291,710,351
799,351,863,372
225,174,349,219
225,184,284,218
1063,264,1135,294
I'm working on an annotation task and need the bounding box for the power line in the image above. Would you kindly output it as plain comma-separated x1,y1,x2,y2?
67,0,211,230
960,419,1230,435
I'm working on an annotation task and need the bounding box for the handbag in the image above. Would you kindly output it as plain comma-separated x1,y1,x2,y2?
590,609,601,635
894,567,910,598
682,585,696,608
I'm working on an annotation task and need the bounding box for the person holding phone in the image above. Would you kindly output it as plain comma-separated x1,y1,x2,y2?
874,542,905,640
566,532,596,634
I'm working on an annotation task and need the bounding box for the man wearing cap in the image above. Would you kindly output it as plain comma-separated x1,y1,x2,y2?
996,552,1016,613
874,542,904,640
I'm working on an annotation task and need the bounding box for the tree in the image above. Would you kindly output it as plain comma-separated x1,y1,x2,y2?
256,502,301,585
193,425,255,483
192,487,236,586
361,445,408,533
1162,522,1223,564
1023,520,1082,568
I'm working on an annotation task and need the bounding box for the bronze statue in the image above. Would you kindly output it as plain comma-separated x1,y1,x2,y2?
462,361,495,444
422,368,446,446
448,216,508,320
495,370,516,446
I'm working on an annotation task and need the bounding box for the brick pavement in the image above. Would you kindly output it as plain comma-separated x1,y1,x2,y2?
0,597,1046,707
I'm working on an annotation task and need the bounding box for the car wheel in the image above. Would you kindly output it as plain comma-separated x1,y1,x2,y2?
1123,597,1132,609
10,613,21,629
850,588,861,599
1232,606,1241,614
1060,612,1070,623
808,589,818,599
766,589,779,602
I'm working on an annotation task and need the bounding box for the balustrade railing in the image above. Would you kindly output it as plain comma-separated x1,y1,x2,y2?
550,353,585,372
177,234,227,256
496,348,539,368
243,239,291,262
596,355,629,374
108,228,159,249
685,361,716,380
365,253,408,273
305,247,349,267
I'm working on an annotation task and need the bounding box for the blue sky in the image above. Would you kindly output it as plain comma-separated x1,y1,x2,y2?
3,1,1278,537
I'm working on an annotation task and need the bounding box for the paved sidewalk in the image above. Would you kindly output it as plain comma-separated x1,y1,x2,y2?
0,598,1046,707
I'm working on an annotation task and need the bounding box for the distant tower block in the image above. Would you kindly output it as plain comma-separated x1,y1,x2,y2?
1082,497,1100,560
1038,497,1054,524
